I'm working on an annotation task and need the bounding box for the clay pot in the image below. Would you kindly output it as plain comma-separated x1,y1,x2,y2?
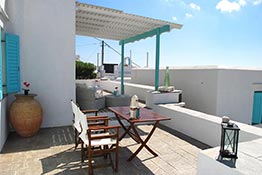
9,94,43,137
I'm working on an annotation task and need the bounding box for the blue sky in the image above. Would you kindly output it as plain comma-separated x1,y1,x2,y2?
76,0,262,68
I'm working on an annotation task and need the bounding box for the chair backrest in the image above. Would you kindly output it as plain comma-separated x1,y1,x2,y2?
71,100,82,132
79,110,89,141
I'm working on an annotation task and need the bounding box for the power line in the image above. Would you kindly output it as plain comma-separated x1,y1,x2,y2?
86,45,100,61
76,42,99,47
94,37,121,55
104,42,121,55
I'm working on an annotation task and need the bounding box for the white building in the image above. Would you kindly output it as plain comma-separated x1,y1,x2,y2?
131,66,262,125
0,0,75,151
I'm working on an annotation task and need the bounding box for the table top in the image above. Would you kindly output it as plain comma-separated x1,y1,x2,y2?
108,106,171,123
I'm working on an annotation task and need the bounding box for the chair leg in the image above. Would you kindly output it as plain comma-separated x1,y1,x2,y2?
103,145,108,159
81,142,84,163
74,128,78,150
115,144,118,172
88,148,92,175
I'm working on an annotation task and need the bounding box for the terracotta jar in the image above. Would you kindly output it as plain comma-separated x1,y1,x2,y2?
9,94,43,137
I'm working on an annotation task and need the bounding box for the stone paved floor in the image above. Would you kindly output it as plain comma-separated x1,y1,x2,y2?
0,114,209,175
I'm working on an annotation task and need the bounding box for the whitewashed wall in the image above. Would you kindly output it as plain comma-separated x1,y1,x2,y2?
131,67,262,124
216,69,262,124
132,67,219,116
5,0,75,127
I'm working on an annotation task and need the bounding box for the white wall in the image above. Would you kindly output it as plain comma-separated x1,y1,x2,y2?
132,67,219,115
5,0,75,127
0,0,8,152
131,67,262,124
0,97,8,151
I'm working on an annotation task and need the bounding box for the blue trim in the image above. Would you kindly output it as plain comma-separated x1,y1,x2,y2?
119,25,170,45
121,43,124,94
155,29,160,91
119,25,171,92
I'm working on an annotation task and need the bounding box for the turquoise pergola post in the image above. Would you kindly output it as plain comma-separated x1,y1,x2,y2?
155,29,160,91
119,25,171,95
121,43,125,94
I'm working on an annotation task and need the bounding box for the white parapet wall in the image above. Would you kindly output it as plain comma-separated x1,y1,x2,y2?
99,80,154,102
154,104,262,147
197,139,262,175
76,79,154,102
151,102,262,175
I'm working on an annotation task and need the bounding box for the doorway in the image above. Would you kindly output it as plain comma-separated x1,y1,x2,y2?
252,91,262,124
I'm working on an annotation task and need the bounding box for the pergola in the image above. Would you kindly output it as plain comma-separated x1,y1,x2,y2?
76,2,183,94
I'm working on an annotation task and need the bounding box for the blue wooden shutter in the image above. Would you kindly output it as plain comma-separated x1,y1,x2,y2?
5,33,20,93
0,29,3,99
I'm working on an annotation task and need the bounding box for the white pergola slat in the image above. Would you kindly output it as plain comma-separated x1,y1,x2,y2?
76,2,182,41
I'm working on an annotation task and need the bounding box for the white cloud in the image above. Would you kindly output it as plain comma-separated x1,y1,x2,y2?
172,16,177,21
253,0,262,5
216,0,242,13
185,13,193,18
239,0,247,6
189,3,201,11
162,0,174,3
216,0,261,13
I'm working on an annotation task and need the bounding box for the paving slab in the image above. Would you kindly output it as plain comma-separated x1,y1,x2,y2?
0,114,209,175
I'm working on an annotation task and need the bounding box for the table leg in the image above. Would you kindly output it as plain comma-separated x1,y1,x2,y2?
127,121,159,161
115,114,139,143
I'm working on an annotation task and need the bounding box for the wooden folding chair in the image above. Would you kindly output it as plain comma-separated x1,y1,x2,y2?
78,109,120,175
71,100,109,162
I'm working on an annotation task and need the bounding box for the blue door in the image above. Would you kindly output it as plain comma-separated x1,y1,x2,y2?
252,92,262,124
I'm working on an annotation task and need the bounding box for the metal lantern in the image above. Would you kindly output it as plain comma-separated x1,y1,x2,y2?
220,122,240,159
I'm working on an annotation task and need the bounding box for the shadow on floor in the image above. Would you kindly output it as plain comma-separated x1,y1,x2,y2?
158,124,211,150
40,146,155,175
2,126,75,153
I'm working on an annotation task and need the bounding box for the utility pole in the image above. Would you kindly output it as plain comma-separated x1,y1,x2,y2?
101,40,105,65
146,52,149,68
96,53,100,78
96,53,99,71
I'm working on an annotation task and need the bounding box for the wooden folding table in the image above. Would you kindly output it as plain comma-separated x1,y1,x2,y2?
108,106,171,161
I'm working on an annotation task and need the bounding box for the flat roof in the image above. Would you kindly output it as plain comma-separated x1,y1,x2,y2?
75,2,183,41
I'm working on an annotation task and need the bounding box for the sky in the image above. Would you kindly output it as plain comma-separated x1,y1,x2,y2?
76,0,262,68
